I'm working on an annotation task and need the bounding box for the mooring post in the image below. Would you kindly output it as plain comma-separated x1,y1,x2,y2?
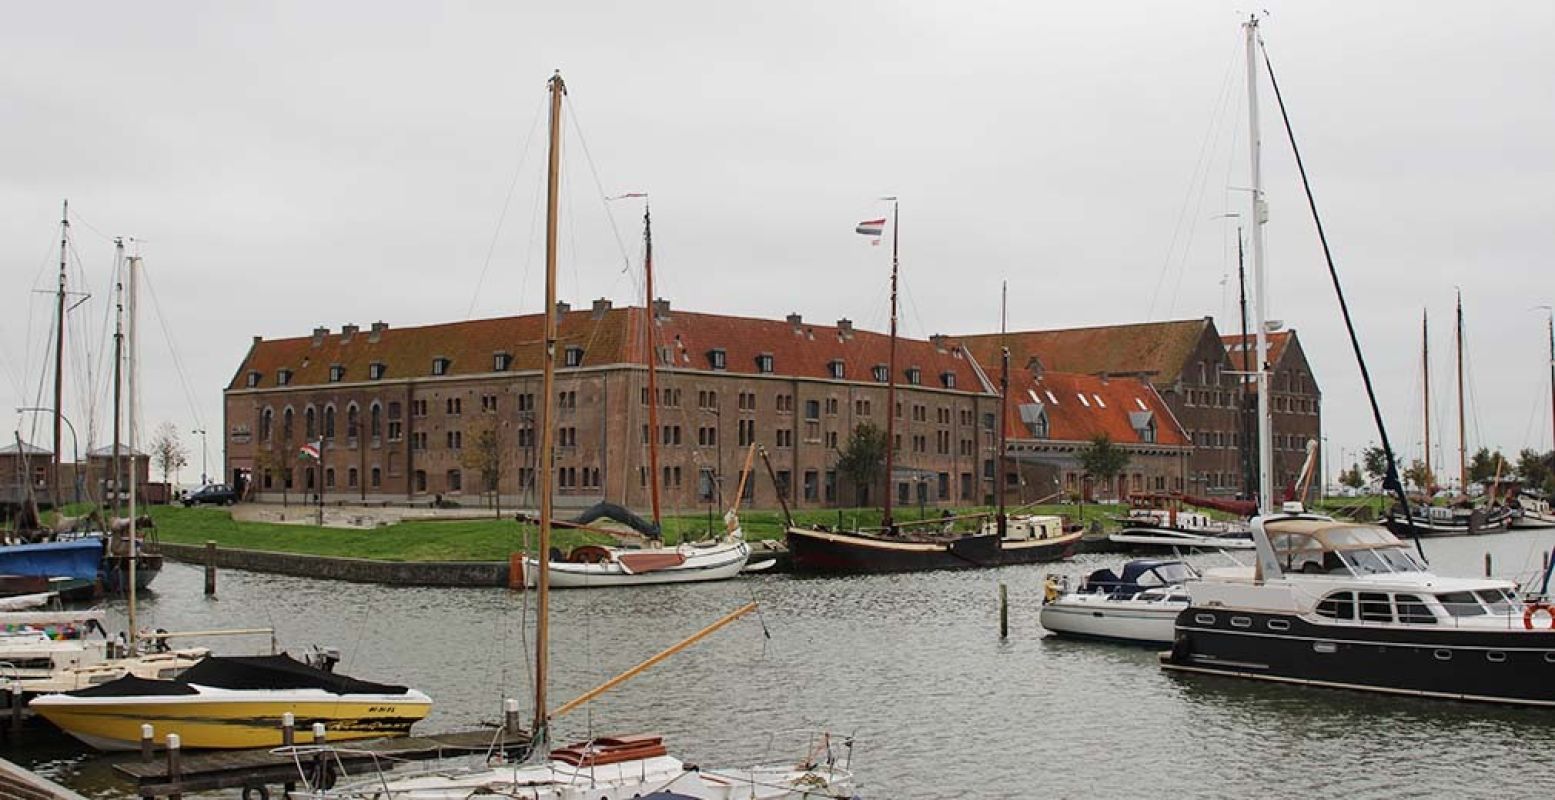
204,540,217,596
140,723,155,761
1485,553,1493,578
999,583,1009,639
8,683,21,736
508,552,524,591
503,697,520,736
1544,551,1549,573
166,733,183,800
281,711,295,747
312,722,328,789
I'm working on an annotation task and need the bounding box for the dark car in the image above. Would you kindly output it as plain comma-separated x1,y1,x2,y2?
182,483,237,506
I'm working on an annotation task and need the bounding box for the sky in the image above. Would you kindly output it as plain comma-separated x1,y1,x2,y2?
2,1,1552,486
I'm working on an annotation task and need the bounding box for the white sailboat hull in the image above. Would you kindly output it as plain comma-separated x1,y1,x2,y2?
524,539,750,589
1040,594,1184,646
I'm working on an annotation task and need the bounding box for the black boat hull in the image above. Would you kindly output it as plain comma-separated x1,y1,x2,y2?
785,528,1002,574
1163,606,1555,706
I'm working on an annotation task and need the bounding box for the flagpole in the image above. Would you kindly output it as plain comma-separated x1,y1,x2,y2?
883,198,899,531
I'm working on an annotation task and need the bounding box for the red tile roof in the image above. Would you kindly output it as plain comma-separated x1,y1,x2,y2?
1001,369,1189,447
1220,330,1293,371
230,306,992,394
958,318,1213,385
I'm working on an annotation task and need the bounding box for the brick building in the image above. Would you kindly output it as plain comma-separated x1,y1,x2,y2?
224,302,1008,513
960,318,1322,502
1221,330,1322,498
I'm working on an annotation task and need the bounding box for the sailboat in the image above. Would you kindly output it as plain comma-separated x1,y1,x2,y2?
1511,311,1555,529
318,71,854,799
1385,293,1513,536
520,199,750,589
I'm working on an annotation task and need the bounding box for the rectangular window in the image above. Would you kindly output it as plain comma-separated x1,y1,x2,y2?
803,470,818,502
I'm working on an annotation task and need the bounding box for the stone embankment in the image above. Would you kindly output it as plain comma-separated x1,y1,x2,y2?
159,542,510,587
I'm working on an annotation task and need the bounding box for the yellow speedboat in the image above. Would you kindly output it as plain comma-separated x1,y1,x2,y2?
30,653,432,751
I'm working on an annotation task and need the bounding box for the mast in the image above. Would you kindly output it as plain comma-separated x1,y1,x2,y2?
882,198,900,530
1456,290,1467,493
112,240,125,519
997,281,1009,536
1237,228,1253,497
533,69,565,745
1548,309,1554,457
1244,16,1274,515
126,255,140,646
53,200,69,507
1422,309,1431,489
642,202,662,532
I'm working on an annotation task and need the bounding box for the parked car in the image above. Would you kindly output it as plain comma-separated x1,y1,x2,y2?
182,483,237,506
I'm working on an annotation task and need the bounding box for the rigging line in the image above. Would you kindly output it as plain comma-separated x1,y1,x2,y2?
65,209,118,244
1164,54,1243,319
562,94,636,277
140,266,208,431
465,91,549,320
1259,42,1424,562
1146,32,1243,321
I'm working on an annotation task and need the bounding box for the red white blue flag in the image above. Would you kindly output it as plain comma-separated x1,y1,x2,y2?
856,217,886,245
298,442,320,461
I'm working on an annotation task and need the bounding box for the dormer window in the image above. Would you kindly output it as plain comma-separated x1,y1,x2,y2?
246,371,261,388
328,364,345,382
1020,404,1050,439
872,364,889,383
368,362,386,380
940,371,956,389
277,369,293,386
756,353,774,374
1129,410,1157,444
905,367,921,386
828,360,845,380
493,352,512,372
432,357,451,376
564,346,584,367
708,349,727,370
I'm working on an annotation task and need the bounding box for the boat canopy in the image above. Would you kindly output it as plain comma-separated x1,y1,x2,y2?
63,654,412,698
1263,520,1427,575
1082,559,1192,596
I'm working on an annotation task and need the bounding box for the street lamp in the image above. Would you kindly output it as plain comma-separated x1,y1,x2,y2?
17,406,79,505
699,405,723,509
192,427,208,486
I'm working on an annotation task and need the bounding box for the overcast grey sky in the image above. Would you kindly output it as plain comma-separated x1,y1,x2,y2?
3,1,1552,484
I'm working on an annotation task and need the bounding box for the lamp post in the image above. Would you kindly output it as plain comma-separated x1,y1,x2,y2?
192,427,208,486
699,404,723,509
18,407,79,506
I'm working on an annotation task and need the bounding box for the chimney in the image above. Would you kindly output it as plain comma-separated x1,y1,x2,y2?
369,321,388,343
340,323,359,344
652,298,671,320
252,335,263,346
1027,355,1045,379
786,312,803,330
591,297,613,319
836,318,854,339
311,326,329,347
929,334,949,351
555,301,571,316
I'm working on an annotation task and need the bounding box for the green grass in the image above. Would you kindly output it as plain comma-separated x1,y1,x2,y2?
136,500,1124,562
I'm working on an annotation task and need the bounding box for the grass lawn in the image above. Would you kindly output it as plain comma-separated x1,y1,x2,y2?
138,500,1123,562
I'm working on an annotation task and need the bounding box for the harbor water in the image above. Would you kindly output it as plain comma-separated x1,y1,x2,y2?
15,526,1555,798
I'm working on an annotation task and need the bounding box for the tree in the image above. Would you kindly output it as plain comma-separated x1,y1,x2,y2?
460,416,505,516
1078,434,1130,499
1361,446,1389,487
836,422,888,504
1402,459,1434,494
1519,449,1554,494
1468,447,1511,485
150,421,189,498
1339,463,1365,491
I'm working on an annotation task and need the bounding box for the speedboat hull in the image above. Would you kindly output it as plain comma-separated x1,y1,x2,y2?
31,687,433,750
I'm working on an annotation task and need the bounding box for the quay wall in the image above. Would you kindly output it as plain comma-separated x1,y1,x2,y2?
158,542,509,587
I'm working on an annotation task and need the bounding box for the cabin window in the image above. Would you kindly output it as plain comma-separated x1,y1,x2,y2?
1476,589,1516,615
1394,594,1436,625
1487,651,1507,663
1436,591,1485,617
1315,591,1355,621
1358,592,1393,624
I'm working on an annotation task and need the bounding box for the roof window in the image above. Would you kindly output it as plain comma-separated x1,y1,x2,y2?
432,357,451,376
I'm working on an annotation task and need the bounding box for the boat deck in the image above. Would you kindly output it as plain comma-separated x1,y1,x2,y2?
113,727,532,798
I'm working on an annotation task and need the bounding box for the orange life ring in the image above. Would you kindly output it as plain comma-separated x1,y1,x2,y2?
1523,602,1555,630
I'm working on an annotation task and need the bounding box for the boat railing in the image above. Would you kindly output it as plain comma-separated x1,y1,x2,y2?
279,725,528,798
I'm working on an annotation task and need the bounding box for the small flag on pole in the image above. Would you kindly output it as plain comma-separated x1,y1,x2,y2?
856,218,886,245
298,442,320,461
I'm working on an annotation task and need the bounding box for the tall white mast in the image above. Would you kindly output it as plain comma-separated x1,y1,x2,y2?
126,255,140,646
1245,15,1274,515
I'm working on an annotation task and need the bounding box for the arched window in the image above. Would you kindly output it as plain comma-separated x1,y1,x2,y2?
347,467,358,488
346,404,360,439
324,405,336,439
304,406,316,439
325,467,336,488
370,402,382,438
283,407,295,440
370,467,381,488
260,407,274,441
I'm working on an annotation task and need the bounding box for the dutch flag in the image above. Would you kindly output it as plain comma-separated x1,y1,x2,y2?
299,442,321,461
855,217,886,245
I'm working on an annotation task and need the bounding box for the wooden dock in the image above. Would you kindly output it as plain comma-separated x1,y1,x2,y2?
0,757,91,800
113,728,531,798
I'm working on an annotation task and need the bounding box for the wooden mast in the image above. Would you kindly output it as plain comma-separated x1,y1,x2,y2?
1422,309,1431,489
1456,289,1467,493
533,70,565,744
642,201,662,532
996,281,1008,536
53,200,68,507
112,239,125,519
882,198,899,530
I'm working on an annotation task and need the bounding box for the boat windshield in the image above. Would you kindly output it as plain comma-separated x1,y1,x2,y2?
1436,591,1488,617
1142,562,1193,586
1476,588,1517,615
1337,546,1425,576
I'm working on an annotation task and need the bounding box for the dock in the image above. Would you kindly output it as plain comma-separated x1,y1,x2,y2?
0,757,91,800
113,728,531,798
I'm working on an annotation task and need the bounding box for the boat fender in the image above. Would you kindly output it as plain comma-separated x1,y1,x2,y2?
1169,632,1191,663
1523,602,1555,630
241,786,269,800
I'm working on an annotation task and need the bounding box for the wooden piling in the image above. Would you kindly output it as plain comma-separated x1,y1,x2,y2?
508,552,524,591
8,684,20,736
204,540,217,596
999,583,1009,639
1485,553,1493,578
140,724,154,762
504,698,521,734
311,723,327,790
280,712,294,747
165,734,182,800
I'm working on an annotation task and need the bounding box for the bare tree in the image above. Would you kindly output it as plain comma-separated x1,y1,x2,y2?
460,416,505,517
150,421,189,499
